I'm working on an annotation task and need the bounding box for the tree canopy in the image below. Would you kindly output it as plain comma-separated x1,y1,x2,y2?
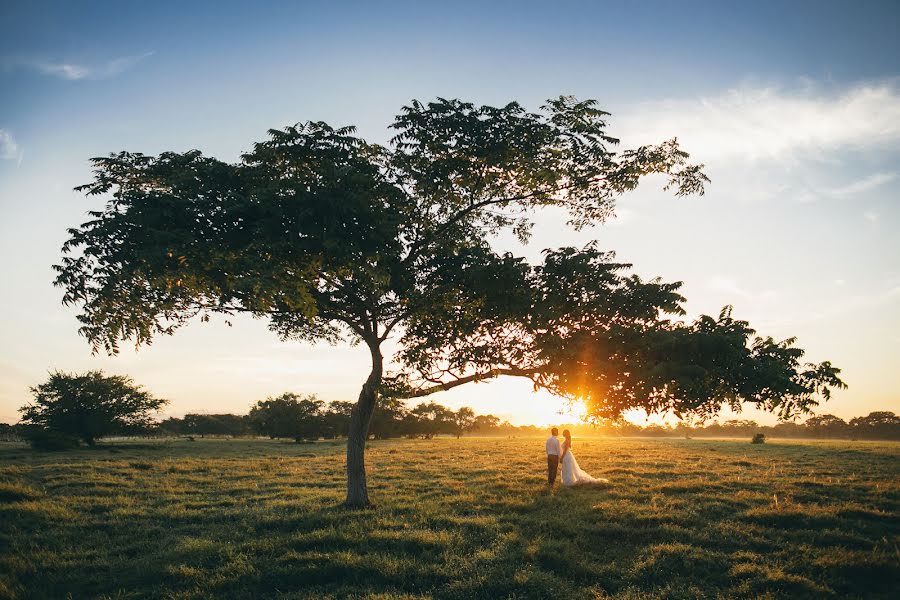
20,370,167,446
55,96,845,506
248,393,328,441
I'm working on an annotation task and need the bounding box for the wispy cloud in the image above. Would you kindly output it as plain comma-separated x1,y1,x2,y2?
617,82,900,163
786,283,900,328
12,51,154,80
0,129,22,165
830,172,897,197
793,170,898,204
34,62,91,80
707,277,778,303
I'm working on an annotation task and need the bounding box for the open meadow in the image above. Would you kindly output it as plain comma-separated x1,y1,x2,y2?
1,437,898,599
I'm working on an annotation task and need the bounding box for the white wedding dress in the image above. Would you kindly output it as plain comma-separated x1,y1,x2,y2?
561,444,608,486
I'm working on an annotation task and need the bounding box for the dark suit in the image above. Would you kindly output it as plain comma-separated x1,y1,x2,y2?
547,454,559,484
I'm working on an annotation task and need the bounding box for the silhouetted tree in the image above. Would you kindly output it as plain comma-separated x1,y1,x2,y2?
805,414,848,438
156,416,185,436
19,371,166,446
849,411,900,439
55,97,845,506
471,414,501,433
0,423,19,441
369,397,409,439
721,419,759,437
181,413,249,437
322,401,356,438
449,407,476,438
408,402,454,438
248,393,324,440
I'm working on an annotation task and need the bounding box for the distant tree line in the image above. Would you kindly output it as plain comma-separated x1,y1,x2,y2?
156,394,481,441
99,407,900,443
541,412,900,441
7,401,900,445
7,372,898,447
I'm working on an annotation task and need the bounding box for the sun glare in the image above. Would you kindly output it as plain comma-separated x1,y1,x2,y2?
526,390,587,426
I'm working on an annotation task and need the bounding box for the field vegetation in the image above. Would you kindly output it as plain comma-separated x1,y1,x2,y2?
1,437,897,599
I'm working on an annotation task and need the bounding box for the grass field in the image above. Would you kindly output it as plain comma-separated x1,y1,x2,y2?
0,437,897,599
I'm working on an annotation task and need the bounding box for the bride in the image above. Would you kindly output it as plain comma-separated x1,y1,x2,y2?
560,429,608,486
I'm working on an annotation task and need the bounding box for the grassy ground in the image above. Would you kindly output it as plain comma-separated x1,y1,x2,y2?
0,437,897,599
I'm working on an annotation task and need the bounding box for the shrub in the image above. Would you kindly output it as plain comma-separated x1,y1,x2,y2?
22,427,80,451
0,422,21,441
751,433,766,444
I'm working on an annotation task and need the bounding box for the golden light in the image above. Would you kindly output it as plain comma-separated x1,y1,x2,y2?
525,389,588,426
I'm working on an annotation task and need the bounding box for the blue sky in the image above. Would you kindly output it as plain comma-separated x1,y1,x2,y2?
1,1,899,425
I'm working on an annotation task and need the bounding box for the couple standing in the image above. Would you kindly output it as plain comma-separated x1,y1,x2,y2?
546,427,608,486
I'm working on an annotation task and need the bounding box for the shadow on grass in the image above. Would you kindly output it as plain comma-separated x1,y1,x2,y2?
2,438,898,599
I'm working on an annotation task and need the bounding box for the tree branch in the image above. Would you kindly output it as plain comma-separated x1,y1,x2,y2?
405,367,537,398
401,176,604,268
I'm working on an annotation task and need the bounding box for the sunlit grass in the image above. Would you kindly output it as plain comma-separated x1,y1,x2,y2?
0,437,897,599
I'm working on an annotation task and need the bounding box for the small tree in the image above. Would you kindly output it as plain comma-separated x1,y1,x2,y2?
409,402,455,438
182,413,250,437
722,419,759,438
0,423,20,442
471,414,501,433
157,416,185,436
248,393,324,440
369,397,409,439
450,407,477,438
20,371,167,446
805,414,848,438
322,401,356,438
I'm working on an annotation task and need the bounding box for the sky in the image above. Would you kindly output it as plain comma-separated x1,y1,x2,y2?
1,0,899,426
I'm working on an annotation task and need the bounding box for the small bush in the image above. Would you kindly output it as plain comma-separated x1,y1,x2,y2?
22,428,79,451
751,433,766,444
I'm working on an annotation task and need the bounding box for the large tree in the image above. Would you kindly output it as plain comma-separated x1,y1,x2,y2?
55,97,844,506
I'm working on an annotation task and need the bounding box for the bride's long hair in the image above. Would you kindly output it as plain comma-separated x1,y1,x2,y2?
563,429,572,447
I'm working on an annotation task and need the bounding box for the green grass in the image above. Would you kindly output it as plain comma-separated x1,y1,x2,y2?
1,437,897,599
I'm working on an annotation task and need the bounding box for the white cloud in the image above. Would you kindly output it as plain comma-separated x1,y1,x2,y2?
36,62,91,80
830,172,897,197
707,277,748,297
616,82,900,163
22,51,154,80
707,277,778,302
863,210,880,224
0,129,21,163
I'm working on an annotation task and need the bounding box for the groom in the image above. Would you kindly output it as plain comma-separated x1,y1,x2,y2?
546,427,561,485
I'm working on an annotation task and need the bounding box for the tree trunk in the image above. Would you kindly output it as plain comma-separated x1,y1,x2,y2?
345,341,383,507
